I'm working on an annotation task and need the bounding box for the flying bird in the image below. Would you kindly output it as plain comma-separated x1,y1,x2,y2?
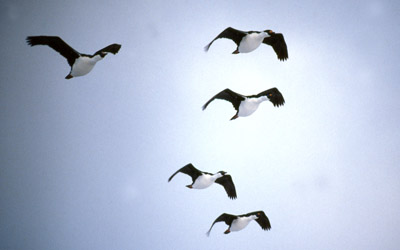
202,88,285,120
204,27,288,61
207,210,271,236
26,36,121,79
168,163,237,199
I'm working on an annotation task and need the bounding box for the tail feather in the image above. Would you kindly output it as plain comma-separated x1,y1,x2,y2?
204,42,212,52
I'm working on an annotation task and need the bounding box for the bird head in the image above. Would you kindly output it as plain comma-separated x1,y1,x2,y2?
264,29,275,35
217,171,227,176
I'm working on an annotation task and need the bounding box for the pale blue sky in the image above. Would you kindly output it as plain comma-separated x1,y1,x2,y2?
1,0,400,249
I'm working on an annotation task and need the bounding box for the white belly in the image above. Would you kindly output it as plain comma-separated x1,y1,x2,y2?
70,57,97,77
192,175,214,189
238,33,264,53
238,99,261,117
230,217,252,232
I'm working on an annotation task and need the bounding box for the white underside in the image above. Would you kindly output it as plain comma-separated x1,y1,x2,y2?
70,55,102,77
230,217,255,232
192,174,219,189
238,98,267,117
238,33,269,53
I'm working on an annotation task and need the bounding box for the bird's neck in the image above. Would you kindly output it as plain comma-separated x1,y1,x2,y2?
91,54,104,62
247,96,268,104
240,215,257,223
249,215,258,220
260,31,270,39
211,172,223,180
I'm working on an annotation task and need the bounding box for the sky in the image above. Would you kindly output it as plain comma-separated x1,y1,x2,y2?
1,0,400,249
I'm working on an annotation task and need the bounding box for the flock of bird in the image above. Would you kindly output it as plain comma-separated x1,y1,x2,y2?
26,26,288,236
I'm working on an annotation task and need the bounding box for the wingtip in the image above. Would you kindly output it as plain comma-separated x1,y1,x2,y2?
278,56,288,61
26,36,33,46
110,44,122,54
114,44,122,54
204,42,212,52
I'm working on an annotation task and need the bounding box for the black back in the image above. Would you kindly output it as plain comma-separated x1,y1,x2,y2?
206,213,237,236
263,33,288,61
26,36,80,67
215,175,237,199
242,211,271,230
168,163,203,183
204,27,247,51
202,88,245,111
252,87,285,107
94,43,122,56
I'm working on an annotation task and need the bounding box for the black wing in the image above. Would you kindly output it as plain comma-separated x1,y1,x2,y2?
215,175,237,199
94,43,122,56
243,211,271,230
262,33,288,61
256,88,285,107
204,27,246,51
26,36,80,67
206,213,237,236
168,163,202,183
202,88,245,111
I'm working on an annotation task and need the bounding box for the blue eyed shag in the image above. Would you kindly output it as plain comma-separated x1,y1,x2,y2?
168,163,237,199
202,88,285,120
207,211,271,236
204,27,288,61
26,36,121,79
